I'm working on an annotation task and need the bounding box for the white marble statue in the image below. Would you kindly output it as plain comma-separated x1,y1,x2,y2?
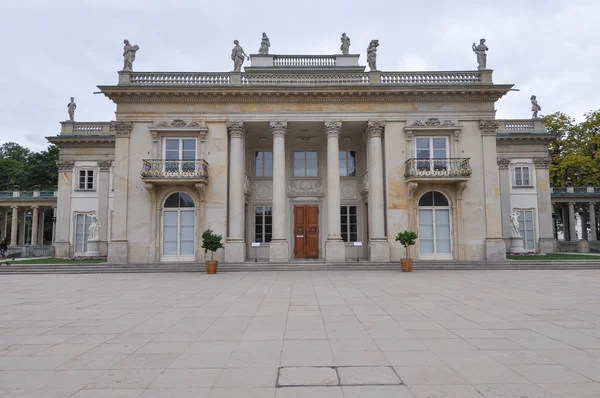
122,39,140,72
531,95,542,119
340,33,351,55
88,214,100,241
367,39,379,71
472,38,488,70
231,40,249,72
67,97,76,122
258,33,270,54
509,211,521,237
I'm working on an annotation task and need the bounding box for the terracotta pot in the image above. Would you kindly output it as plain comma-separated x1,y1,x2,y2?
205,260,218,274
400,258,413,272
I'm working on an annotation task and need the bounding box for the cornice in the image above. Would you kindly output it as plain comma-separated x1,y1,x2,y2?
46,136,116,145
496,133,555,142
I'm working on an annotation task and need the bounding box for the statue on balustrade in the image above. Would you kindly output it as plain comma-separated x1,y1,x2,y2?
122,39,140,72
340,33,351,55
509,211,521,237
231,40,250,72
67,97,76,122
258,33,270,54
472,38,488,70
367,39,379,71
531,95,542,119
88,214,100,241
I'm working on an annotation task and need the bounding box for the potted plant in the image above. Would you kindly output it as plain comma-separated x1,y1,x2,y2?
395,230,418,272
201,229,224,274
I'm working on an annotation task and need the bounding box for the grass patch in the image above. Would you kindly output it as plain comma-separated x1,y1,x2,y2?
2,258,107,265
508,253,600,260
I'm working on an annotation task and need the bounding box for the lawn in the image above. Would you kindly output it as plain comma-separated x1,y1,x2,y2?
3,258,107,265
507,253,600,260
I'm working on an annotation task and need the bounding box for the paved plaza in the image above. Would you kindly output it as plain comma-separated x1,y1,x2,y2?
1,271,600,397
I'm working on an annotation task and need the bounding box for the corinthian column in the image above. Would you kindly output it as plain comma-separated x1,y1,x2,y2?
31,206,39,245
225,122,246,262
325,121,345,262
269,121,289,262
367,121,390,262
10,206,18,246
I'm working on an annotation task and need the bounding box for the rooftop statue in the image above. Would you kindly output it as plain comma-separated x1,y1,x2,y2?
531,95,542,119
472,38,488,70
340,33,350,55
122,39,140,72
367,39,379,71
67,97,76,122
258,33,270,55
231,40,249,72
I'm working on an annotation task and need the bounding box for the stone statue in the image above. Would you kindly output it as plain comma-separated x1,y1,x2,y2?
231,40,249,72
122,39,140,72
531,95,542,119
258,33,270,54
67,97,76,122
340,33,351,55
509,211,521,237
367,39,379,71
472,39,488,70
88,214,100,241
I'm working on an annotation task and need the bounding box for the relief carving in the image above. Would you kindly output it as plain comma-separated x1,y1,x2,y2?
288,178,324,196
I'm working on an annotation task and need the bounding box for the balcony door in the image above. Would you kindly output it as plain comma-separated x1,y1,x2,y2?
418,191,452,259
416,137,448,171
162,192,195,261
164,138,196,173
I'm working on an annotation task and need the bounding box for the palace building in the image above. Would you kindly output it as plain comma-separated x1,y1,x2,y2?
47,51,555,264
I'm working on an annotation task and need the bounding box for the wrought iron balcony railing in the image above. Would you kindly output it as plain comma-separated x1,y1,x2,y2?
404,158,472,179
141,159,209,179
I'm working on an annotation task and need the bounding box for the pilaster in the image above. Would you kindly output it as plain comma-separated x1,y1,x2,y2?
533,157,555,252
54,160,75,257
497,158,511,245
97,160,112,256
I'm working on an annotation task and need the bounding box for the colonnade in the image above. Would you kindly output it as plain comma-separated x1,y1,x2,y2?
558,201,599,241
0,206,56,246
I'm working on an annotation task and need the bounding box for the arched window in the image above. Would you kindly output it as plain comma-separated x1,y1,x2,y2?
418,191,451,258
163,192,195,260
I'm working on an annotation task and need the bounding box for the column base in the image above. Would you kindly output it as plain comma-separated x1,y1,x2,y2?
108,241,128,264
325,239,346,263
369,239,390,262
224,239,245,263
485,238,506,261
53,242,71,258
538,238,556,254
269,239,289,262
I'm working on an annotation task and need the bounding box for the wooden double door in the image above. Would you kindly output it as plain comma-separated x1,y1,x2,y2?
293,205,319,258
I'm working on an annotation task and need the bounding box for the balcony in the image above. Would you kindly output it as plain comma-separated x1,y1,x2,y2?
141,159,209,193
404,158,472,183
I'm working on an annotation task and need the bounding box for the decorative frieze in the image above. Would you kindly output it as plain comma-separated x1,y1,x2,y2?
479,120,499,135
110,121,133,136
270,121,287,137
411,118,455,127
533,157,550,169
57,161,75,171
497,158,511,169
288,178,324,197
324,121,342,138
97,160,113,171
227,122,245,138
366,121,385,138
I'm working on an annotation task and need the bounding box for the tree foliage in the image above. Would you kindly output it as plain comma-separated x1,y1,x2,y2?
0,142,58,191
547,110,600,187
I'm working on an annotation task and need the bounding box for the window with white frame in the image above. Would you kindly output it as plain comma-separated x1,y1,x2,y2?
514,166,532,187
341,205,358,242
255,151,273,177
339,150,357,177
294,150,318,177
254,206,272,243
164,138,196,172
78,170,94,190
415,137,448,171
74,213,92,253
517,210,535,250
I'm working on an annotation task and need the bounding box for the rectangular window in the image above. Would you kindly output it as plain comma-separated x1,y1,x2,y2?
255,151,273,177
74,214,92,253
254,206,272,243
517,210,535,250
78,170,94,190
339,150,357,177
341,205,358,242
514,166,531,187
294,150,318,177
415,137,448,171
164,138,196,172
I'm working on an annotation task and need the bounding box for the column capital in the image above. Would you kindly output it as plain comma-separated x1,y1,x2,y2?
226,121,246,139
479,120,499,135
270,121,287,137
11,206,18,210
533,157,550,169
57,160,75,171
366,121,385,138
31,205,39,210
110,121,133,137
497,158,511,169
97,160,113,171
324,121,342,138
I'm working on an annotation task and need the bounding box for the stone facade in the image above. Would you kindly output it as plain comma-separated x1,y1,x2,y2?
48,53,554,263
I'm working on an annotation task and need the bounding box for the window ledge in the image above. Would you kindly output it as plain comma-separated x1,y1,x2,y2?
512,186,535,189
74,189,96,192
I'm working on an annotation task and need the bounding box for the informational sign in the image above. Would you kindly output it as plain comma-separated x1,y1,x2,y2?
353,242,363,247
251,242,260,247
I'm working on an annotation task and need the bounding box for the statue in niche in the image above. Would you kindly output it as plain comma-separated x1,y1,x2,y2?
88,214,100,241
231,40,249,72
531,95,542,119
472,38,488,70
258,33,270,54
67,97,76,122
340,33,351,55
367,39,379,71
509,211,521,237
122,39,140,72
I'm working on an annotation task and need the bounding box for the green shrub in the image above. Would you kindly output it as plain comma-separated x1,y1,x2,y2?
201,229,224,260
395,230,418,258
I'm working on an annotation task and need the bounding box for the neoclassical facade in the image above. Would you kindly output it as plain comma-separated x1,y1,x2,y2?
48,53,555,263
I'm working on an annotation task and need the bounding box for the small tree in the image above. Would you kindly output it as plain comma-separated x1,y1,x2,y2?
201,229,224,261
395,230,418,259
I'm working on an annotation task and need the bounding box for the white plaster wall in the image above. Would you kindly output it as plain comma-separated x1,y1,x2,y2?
508,158,539,250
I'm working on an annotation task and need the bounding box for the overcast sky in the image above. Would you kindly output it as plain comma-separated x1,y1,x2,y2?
1,0,598,152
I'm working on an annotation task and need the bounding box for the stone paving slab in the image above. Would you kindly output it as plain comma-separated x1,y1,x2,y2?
0,270,600,397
